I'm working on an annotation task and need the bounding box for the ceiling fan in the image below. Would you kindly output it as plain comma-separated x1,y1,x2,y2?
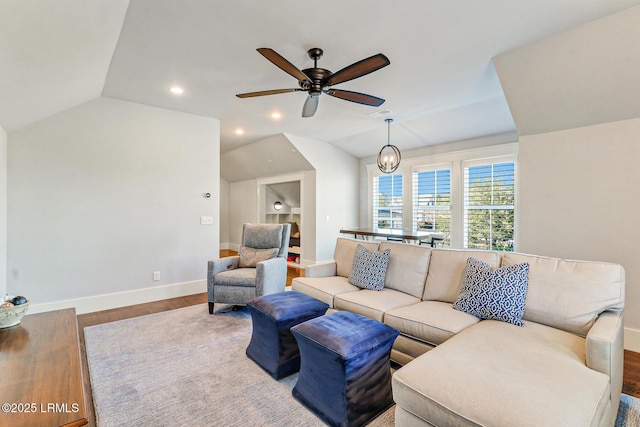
236,48,390,117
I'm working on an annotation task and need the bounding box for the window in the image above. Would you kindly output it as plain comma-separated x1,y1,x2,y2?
463,160,515,251
412,168,451,245
373,173,403,230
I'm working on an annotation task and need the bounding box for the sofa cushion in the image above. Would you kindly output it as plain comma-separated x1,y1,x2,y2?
384,300,480,346
333,289,420,322
379,241,431,298
291,276,359,307
502,252,625,337
348,244,390,291
333,238,379,278
422,249,501,302
393,320,611,427
453,257,530,326
238,246,279,268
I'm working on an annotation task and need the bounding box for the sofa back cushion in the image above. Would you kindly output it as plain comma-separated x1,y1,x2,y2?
423,249,501,302
501,252,625,336
379,242,431,298
334,238,379,278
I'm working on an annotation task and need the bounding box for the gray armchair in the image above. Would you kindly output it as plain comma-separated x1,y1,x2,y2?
208,223,291,314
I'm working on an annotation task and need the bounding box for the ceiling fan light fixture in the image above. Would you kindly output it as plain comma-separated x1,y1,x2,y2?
377,118,401,174
236,47,390,118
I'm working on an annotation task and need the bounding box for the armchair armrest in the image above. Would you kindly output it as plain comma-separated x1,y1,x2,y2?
256,257,287,295
304,261,338,278
208,256,240,288
586,310,624,416
208,256,239,275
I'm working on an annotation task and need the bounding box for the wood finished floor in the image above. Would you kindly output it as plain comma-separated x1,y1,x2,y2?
75,252,639,426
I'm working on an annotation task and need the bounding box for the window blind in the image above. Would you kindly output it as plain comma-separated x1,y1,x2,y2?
373,173,403,230
412,168,451,246
463,161,515,251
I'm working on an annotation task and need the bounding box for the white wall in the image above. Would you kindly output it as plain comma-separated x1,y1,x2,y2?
0,125,6,298
518,118,640,349
8,97,220,313
285,134,359,262
228,179,258,251
219,177,230,249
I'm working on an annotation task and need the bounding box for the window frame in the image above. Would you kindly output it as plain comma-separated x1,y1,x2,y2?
411,163,452,246
372,172,404,230
462,155,517,251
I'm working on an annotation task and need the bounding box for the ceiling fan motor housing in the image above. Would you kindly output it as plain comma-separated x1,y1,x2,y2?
301,67,331,95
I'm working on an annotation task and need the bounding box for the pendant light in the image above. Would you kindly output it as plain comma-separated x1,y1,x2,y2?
377,118,401,174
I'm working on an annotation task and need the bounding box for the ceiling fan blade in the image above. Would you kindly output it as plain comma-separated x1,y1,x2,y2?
236,88,301,98
257,48,311,83
302,95,319,118
325,89,385,107
325,53,390,86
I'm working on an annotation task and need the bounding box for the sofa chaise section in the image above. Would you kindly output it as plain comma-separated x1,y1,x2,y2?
393,320,612,427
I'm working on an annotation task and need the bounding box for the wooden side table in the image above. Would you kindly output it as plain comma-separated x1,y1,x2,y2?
0,308,88,427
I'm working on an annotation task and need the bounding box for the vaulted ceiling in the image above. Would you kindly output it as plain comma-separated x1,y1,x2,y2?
2,0,639,159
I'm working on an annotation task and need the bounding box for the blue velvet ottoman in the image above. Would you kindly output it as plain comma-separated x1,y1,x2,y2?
246,291,329,379
291,311,399,427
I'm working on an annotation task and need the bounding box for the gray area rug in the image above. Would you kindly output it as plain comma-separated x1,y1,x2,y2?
84,304,393,426
85,303,639,427
617,393,640,426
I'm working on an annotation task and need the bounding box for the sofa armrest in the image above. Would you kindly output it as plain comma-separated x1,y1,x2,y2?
304,261,338,278
256,257,287,295
586,310,624,416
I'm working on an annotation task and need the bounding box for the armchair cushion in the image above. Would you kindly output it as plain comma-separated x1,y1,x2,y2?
243,223,283,249
239,246,279,268
213,268,257,287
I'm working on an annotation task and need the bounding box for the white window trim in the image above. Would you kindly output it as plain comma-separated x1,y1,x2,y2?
366,143,518,249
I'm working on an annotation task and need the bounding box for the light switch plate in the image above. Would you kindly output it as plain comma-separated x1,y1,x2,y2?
200,216,213,225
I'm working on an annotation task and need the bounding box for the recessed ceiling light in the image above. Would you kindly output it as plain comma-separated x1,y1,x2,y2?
170,86,184,95
235,128,245,135
271,112,282,120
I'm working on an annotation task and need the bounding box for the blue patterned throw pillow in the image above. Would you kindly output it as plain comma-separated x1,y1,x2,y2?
453,257,530,326
348,244,391,291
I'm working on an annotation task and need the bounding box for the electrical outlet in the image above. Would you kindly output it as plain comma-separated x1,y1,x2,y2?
153,271,160,281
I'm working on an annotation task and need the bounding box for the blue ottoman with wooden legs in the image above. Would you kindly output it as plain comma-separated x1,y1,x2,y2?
246,291,329,379
291,311,399,427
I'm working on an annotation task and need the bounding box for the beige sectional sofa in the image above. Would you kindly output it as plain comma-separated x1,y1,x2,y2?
291,238,625,427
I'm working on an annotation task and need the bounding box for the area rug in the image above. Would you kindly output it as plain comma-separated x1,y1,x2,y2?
85,303,639,427
617,393,640,426
84,304,393,426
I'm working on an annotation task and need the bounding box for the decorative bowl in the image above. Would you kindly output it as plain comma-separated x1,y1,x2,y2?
0,300,30,329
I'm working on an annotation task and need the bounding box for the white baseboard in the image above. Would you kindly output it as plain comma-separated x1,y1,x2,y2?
625,327,640,352
28,280,206,315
